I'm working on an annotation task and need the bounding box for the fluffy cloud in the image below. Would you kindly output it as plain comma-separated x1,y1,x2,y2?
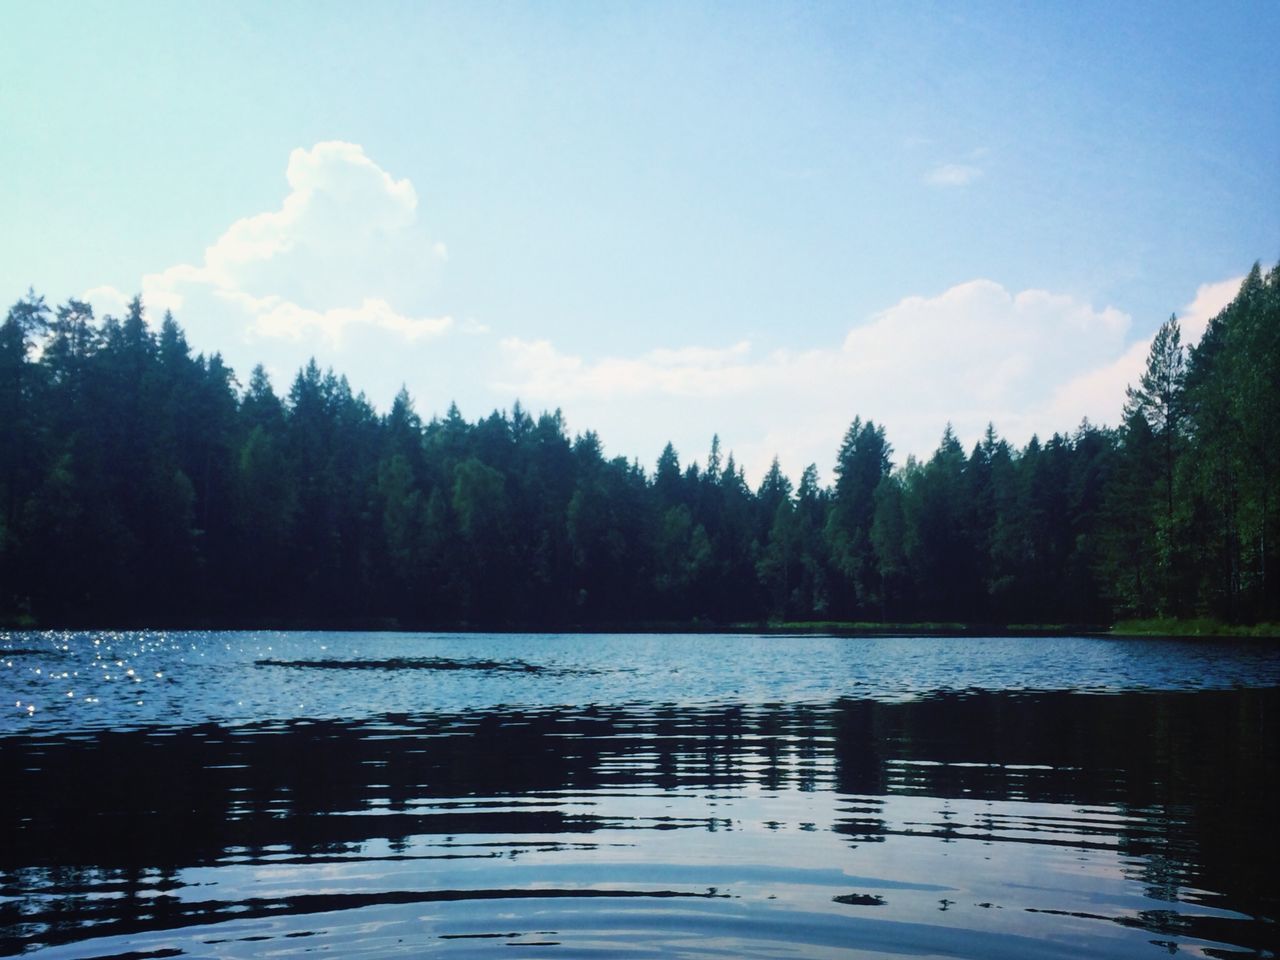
494,279,1137,482
76,141,1245,491
87,142,452,349
249,298,452,345
1177,276,1242,344
1046,274,1243,428
495,275,1245,484
80,284,132,317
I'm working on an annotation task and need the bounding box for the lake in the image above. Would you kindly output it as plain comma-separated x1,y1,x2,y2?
2,632,1277,958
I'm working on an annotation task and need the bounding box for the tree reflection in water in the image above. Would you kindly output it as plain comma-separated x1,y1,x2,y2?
1,688,1275,957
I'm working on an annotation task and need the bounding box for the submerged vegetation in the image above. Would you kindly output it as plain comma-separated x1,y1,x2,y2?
0,263,1277,629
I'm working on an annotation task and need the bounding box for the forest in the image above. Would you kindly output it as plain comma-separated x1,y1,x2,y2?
1,263,1277,630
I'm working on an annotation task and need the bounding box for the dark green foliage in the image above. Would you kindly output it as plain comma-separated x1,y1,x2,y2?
825,418,891,617
1177,264,1280,620
2,265,1277,627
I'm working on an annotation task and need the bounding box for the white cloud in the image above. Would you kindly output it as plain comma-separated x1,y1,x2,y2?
493,274,1248,484
926,163,982,187
1045,339,1150,429
1046,273,1243,428
493,279,1134,483
249,298,453,345
85,142,453,351
1177,275,1242,345
80,284,131,317
76,139,1247,493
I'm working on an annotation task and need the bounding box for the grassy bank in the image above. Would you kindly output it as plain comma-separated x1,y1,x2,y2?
1110,618,1280,639
747,621,1105,637
4,616,1277,639
755,620,1280,639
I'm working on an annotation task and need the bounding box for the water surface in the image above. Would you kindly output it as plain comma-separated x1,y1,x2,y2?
2,632,1277,958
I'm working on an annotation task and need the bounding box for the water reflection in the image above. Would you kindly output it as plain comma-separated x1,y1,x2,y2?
2,688,1275,957
6,630,1280,733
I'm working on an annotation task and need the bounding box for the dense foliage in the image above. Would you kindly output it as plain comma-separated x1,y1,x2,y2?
1,264,1277,628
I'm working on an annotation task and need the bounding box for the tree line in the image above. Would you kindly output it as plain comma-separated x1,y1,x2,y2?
1,262,1276,628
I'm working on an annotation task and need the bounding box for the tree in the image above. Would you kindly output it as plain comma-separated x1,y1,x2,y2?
870,472,907,619
1222,264,1280,617
757,495,799,619
794,464,831,618
654,442,684,507
1182,264,1280,619
5,266,1278,629
825,417,891,617
1121,315,1189,615
44,298,98,396
1125,315,1185,523
901,426,971,620
756,457,793,529
1097,412,1162,617
0,290,51,530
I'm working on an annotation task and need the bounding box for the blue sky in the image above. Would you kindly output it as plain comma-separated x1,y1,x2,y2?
2,0,1276,481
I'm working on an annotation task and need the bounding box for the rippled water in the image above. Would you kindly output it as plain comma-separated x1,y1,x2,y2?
2,632,1277,958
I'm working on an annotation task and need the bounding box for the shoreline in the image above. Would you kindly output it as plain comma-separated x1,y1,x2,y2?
3,617,1278,640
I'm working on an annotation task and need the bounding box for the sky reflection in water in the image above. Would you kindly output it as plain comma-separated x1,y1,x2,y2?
4,631,1280,732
